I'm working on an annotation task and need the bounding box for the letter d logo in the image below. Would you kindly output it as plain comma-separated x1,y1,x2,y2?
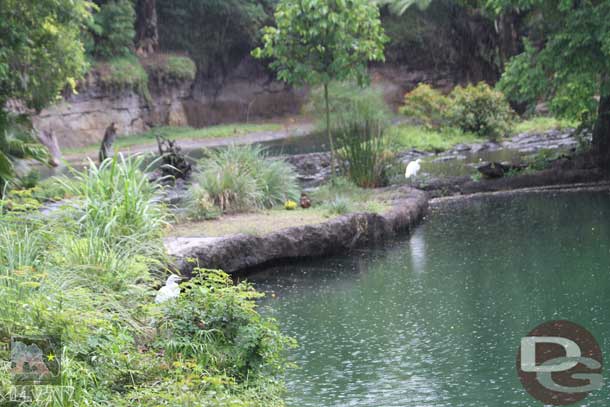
516,320,603,406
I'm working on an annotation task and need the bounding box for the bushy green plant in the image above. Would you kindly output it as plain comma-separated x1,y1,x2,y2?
89,0,136,58
0,114,49,194
496,40,548,114
158,269,293,381
399,83,450,128
397,83,514,141
195,145,299,213
166,56,197,81
446,82,515,140
97,55,150,98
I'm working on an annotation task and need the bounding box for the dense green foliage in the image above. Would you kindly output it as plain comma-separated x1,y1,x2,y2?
0,0,92,112
0,155,291,405
254,0,387,87
87,0,136,58
0,115,49,194
400,82,514,139
446,82,514,140
490,0,610,160
97,55,149,92
192,145,299,214
399,84,449,128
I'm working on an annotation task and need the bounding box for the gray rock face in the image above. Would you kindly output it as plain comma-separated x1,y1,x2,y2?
33,78,193,149
283,152,332,188
501,130,581,153
165,188,428,275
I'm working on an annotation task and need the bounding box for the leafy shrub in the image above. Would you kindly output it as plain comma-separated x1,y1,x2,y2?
399,84,450,128
0,114,49,194
398,83,514,140
446,82,515,140
158,269,293,381
166,56,197,81
144,54,198,84
195,145,299,213
89,0,136,58
496,40,548,114
96,55,149,95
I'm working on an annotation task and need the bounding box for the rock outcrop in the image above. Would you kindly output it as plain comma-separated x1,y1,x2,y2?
33,77,192,149
165,188,428,275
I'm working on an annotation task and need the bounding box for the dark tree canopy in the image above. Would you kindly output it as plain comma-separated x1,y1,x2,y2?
0,0,92,112
493,0,610,162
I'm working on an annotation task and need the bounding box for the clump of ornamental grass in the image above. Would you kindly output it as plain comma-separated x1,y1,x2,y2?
59,154,168,257
310,83,393,187
192,145,299,214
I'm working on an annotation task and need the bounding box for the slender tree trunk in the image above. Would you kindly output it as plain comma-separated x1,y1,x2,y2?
135,0,158,55
593,92,610,169
324,83,336,177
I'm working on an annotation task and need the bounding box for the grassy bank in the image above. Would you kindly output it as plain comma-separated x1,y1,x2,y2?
65,123,283,155
0,155,291,406
513,117,578,134
387,117,577,153
387,125,480,153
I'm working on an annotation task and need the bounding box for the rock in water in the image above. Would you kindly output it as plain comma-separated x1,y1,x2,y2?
477,162,507,178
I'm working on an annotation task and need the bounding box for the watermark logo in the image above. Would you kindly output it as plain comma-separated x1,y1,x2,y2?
10,336,61,386
517,320,603,405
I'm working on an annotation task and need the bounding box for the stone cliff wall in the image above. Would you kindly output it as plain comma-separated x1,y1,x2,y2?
32,56,455,150
33,77,192,149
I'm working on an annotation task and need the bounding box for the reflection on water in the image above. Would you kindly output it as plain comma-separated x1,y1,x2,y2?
250,191,610,407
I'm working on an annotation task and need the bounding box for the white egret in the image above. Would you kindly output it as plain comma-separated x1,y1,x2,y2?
155,275,183,304
405,159,422,181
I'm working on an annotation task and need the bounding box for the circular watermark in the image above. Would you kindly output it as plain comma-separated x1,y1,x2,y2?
516,320,603,405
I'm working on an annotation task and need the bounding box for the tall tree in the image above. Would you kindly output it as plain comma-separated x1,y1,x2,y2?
135,0,159,55
253,0,388,172
0,0,92,189
0,0,92,112
493,0,610,166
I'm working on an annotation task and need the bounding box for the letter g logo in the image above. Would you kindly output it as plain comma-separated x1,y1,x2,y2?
516,321,603,405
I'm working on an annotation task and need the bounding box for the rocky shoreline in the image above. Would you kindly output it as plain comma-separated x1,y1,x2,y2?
165,187,428,275
164,129,609,275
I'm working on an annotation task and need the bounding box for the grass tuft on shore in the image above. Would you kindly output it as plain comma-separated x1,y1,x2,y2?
387,125,480,153
513,117,578,134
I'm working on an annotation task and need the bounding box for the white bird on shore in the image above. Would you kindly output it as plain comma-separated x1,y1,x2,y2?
155,275,183,304
405,159,422,180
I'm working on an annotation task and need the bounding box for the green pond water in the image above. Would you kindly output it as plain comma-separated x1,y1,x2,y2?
250,191,610,406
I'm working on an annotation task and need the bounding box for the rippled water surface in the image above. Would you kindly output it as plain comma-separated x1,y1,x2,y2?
250,191,610,406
